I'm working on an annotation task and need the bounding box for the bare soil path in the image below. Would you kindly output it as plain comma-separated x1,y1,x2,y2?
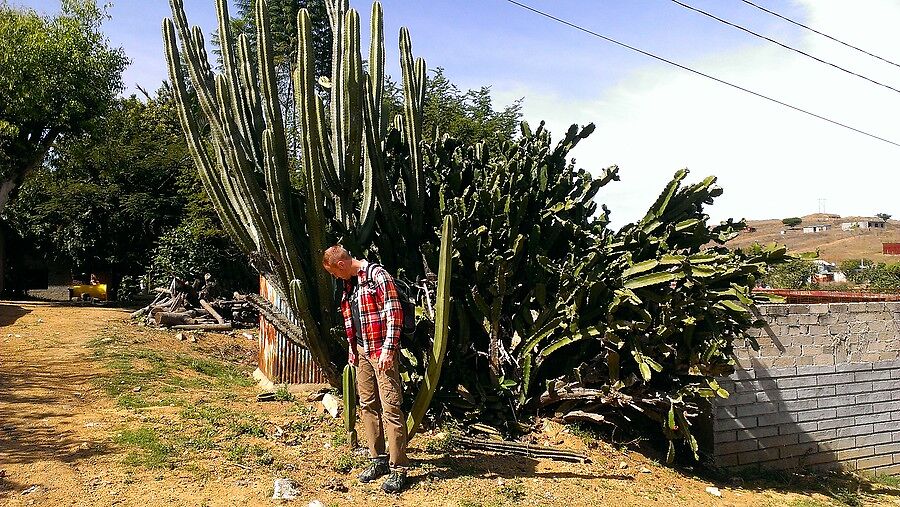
2,302,899,507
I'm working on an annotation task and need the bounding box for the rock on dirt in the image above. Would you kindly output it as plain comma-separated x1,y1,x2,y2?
272,478,300,500
320,393,340,418
175,332,185,341
705,486,722,497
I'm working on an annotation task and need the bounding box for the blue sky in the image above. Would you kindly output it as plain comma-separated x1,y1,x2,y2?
16,1,900,225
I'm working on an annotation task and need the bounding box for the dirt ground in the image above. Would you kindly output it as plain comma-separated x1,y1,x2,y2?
2,301,900,507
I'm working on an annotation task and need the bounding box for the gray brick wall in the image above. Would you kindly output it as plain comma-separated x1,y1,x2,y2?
713,302,900,475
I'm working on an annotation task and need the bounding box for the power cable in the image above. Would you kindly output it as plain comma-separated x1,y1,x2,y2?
670,0,900,96
503,0,900,149
739,0,900,70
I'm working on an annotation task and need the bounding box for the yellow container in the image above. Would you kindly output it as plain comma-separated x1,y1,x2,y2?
70,284,108,301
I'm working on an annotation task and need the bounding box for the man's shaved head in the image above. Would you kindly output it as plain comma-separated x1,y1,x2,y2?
323,245,357,280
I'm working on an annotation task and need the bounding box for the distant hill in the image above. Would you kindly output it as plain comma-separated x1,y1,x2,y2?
729,214,900,263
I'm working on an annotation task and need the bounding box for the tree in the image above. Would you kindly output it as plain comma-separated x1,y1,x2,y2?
782,217,802,228
0,0,127,292
877,213,892,222
3,89,253,297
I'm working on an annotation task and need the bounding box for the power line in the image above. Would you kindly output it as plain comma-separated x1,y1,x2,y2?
739,0,900,70
669,0,900,97
502,0,900,149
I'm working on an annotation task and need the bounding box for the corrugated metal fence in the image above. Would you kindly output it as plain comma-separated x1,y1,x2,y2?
258,276,327,384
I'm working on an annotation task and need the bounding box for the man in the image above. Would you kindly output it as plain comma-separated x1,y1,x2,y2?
322,245,408,493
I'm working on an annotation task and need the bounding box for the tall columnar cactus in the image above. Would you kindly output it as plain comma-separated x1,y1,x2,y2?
342,364,358,448
406,215,454,440
163,0,429,386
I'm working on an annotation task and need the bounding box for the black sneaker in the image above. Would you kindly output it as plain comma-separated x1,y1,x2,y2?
381,470,406,494
358,457,390,483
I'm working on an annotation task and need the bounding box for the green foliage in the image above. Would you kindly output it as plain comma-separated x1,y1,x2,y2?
762,259,817,289
876,213,891,222
840,259,900,291
114,427,175,470
0,0,127,200
782,217,802,228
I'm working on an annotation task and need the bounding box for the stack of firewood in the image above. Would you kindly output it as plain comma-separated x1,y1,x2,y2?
131,277,258,331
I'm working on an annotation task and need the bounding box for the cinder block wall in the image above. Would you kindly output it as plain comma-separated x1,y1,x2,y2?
713,302,900,474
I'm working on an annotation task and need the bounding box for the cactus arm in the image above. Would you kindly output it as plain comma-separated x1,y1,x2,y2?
399,27,426,238
342,8,364,195
237,34,264,146
406,215,454,440
328,0,348,200
163,19,255,255
343,364,358,448
295,8,337,345
368,2,385,138
254,0,290,177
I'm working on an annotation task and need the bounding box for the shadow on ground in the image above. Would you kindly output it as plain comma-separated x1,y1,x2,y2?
0,359,111,465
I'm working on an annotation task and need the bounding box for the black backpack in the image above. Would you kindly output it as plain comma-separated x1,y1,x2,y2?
364,263,417,338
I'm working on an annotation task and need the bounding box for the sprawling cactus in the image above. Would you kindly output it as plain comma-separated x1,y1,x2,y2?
163,0,429,385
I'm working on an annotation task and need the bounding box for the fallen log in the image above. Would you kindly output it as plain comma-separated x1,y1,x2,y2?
155,311,196,327
454,435,590,463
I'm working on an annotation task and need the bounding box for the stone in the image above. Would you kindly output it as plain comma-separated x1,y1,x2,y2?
705,486,722,497
640,467,651,473
619,461,628,469
272,478,300,500
320,393,341,418
175,332,185,341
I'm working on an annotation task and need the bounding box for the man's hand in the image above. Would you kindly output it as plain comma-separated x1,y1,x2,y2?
377,349,395,372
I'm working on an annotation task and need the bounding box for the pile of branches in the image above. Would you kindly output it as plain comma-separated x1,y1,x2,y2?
131,277,258,331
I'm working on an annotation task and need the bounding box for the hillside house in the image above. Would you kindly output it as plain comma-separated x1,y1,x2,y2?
841,220,886,231
802,224,829,233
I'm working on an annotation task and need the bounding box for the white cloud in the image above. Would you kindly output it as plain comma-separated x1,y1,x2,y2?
495,0,900,228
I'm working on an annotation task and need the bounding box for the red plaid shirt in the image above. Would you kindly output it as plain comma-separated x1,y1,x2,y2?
341,261,403,360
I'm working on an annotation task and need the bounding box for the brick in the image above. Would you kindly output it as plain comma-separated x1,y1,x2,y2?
738,447,780,465
796,365,837,376
716,438,759,455
779,399,819,412
808,304,829,314
834,362,873,373
757,389,797,403
854,412,892,425
836,381,873,395
716,416,758,431
777,376,817,389
858,454,893,469
855,369,892,382
818,314,837,325
836,424,873,438
837,405,872,418
891,369,900,379
797,408,838,422
818,437,858,452
737,403,779,417
808,325,828,335
818,394,856,408
757,412,796,426
858,433,894,447
818,417,854,430
779,443,818,459
762,456,801,470
849,303,868,313
798,429,837,443
759,433,799,448
797,386,836,399
802,451,841,467
867,302,886,312
871,379,896,391
874,443,900,456
777,421,818,435
799,314,819,325
714,431,737,444
856,391,892,404
816,372,855,386
877,421,900,432
714,453,739,467
836,446,875,460
754,366,797,379
875,463,900,475
829,324,850,335
830,303,849,313
736,425,778,441
716,392,758,407
790,304,810,314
